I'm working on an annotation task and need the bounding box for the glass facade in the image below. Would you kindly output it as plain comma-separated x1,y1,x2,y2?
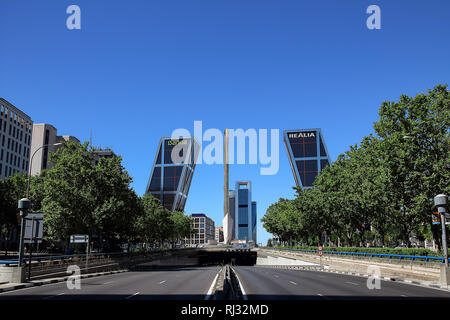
284,129,331,189
233,181,257,243
145,137,199,212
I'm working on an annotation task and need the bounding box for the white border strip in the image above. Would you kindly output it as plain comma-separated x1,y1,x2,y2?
231,266,247,300
204,267,221,300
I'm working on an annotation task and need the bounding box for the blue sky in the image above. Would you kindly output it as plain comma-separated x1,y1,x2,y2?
1,0,449,245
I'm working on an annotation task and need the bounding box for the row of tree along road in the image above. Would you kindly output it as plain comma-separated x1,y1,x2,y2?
0,141,193,254
263,84,449,252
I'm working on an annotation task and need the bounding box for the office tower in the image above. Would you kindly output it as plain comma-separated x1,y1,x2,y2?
283,128,331,189
0,98,33,179
229,181,257,243
145,136,199,212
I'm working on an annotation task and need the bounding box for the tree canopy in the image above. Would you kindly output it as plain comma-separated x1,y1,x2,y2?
262,84,450,249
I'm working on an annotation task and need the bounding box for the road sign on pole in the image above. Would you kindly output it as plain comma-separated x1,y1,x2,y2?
318,245,323,256
24,213,44,244
70,235,89,271
70,235,89,243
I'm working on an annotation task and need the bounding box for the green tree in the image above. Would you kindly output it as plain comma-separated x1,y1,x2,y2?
373,84,450,247
42,141,140,250
137,193,175,248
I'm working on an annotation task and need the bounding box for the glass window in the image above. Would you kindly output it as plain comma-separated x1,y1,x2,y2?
163,165,183,191
296,160,318,187
288,131,317,158
238,207,248,224
164,139,188,164
162,194,175,210
238,227,248,240
148,167,161,192
320,159,330,171
320,134,327,157
155,145,162,164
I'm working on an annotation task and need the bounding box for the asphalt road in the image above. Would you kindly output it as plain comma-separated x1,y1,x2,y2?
233,266,450,300
0,266,221,300
2,265,450,300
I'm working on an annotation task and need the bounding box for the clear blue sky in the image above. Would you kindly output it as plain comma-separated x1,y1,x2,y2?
1,0,449,245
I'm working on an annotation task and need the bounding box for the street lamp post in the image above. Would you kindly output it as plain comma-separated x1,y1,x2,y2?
435,195,449,266
435,194,449,286
17,143,62,282
27,143,62,198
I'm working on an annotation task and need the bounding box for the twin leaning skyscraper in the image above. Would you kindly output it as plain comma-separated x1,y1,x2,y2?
145,128,331,244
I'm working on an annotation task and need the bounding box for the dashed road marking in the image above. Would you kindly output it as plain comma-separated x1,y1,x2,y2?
125,292,140,300
289,281,297,285
42,293,65,300
159,280,166,285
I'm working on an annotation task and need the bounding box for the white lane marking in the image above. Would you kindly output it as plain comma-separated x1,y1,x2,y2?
42,293,65,300
125,292,140,300
158,280,166,285
103,281,113,285
274,275,279,278
205,269,221,300
289,281,298,286
317,294,323,296
231,267,248,301
345,281,359,286
401,295,407,298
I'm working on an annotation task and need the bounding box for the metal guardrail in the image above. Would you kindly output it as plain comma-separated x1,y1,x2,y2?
0,249,175,266
275,248,450,263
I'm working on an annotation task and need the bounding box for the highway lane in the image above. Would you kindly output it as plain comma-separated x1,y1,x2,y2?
233,266,450,300
0,266,221,300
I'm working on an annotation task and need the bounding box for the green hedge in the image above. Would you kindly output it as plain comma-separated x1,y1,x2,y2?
275,246,442,257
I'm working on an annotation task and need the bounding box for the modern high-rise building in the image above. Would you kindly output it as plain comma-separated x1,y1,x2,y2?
283,128,331,189
228,181,257,243
185,213,215,247
30,123,80,176
145,136,199,212
0,98,33,180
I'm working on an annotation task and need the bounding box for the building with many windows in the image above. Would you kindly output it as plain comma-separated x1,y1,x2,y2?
185,213,215,247
0,98,33,180
283,128,331,189
215,226,224,243
30,123,80,176
228,181,257,243
145,136,199,212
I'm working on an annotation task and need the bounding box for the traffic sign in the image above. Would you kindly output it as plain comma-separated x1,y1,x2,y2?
70,235,89,243
23,213,44,244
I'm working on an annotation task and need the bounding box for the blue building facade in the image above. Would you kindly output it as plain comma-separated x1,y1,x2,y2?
233,181,257,243
283,129,331,189
145,136,199,212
